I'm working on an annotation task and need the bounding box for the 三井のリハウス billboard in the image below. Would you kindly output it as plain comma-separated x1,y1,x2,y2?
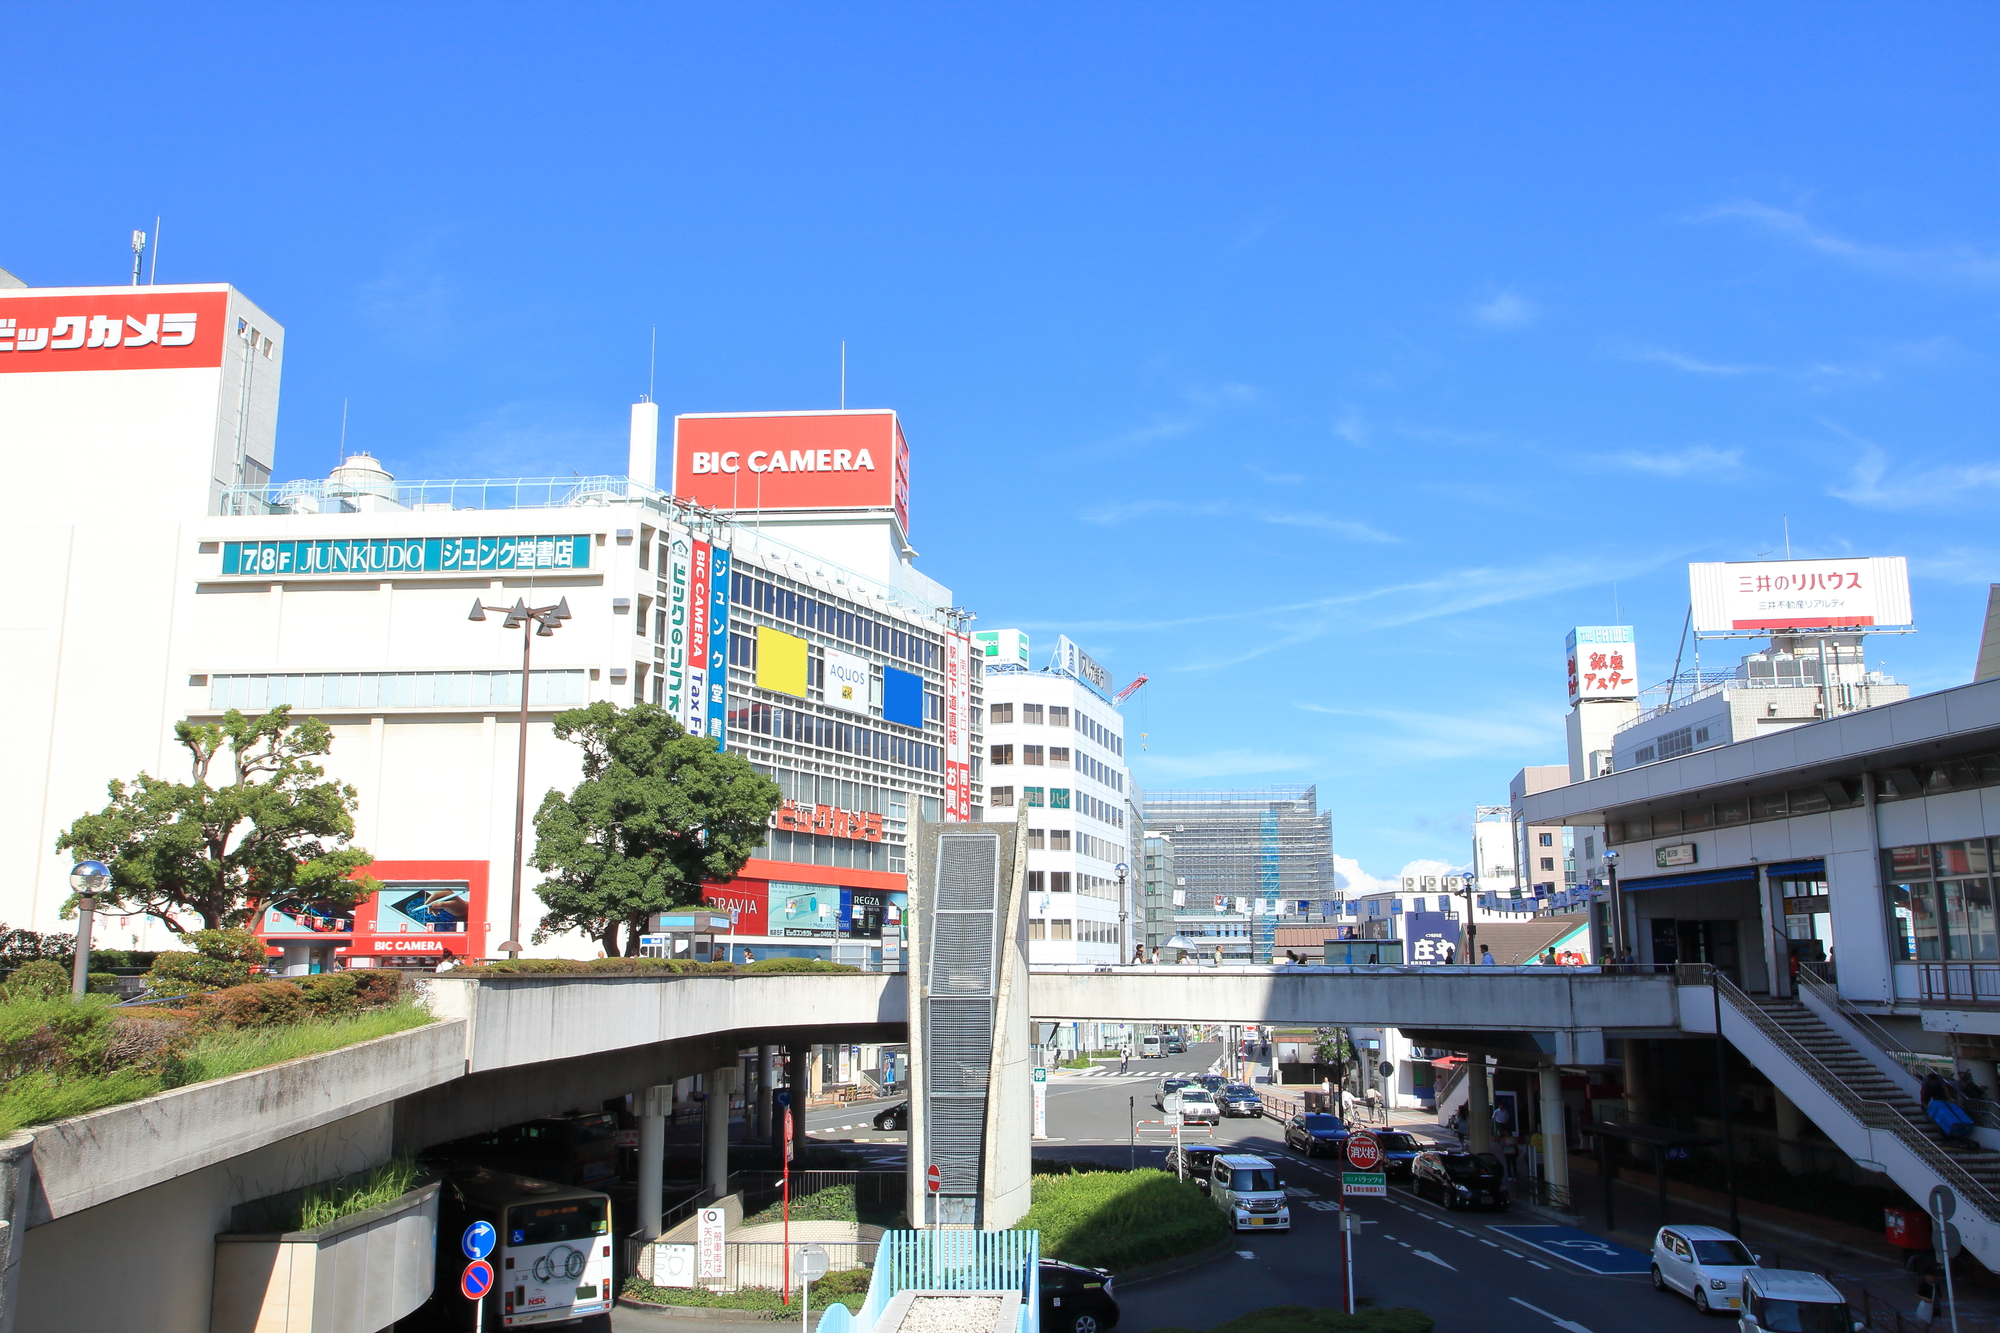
1690,557,1911,634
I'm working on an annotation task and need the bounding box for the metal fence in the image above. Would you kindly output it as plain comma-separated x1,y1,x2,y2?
1919,961,2000,1007
855,1229,1040,1333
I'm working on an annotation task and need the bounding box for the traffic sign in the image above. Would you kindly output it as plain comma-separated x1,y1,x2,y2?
1930,1185,1958,1221
461,1260,495,1301
1033,1067,1047,1082
1937,1221,1964,1261
775,1089,792,1108
1341,1172,1386,1198
1345,1134,1382,1171
926,1164,941,1194
461,1220,496,1261
797,1243,830,1281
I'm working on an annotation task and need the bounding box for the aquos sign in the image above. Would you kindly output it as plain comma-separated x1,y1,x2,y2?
673,411,913,535
0,289,229,373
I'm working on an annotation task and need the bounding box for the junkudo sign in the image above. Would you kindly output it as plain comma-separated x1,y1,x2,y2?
221,535,591,576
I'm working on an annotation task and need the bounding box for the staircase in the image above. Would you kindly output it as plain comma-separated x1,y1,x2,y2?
1712,975,2000,1266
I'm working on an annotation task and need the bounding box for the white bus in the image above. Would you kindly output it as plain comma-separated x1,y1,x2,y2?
435,1163,616,1328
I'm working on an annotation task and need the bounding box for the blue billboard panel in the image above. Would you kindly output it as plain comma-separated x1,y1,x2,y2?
1403,911,1461,964
882,666,925,728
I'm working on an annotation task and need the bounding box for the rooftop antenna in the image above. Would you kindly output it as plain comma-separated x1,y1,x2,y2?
840,341,846,410
149,216,161,284
1784,515,1792,560
338,398,350,467
129,229,146,286
1612,581,1620,623
648,325,657,402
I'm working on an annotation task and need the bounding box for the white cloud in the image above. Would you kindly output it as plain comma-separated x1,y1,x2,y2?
1828,439,2000,511
1295,701,1560,764
1702,200,2000,287
1622,346,1764,376
1470,289,1539,331
1079,498,1398,544
1586,445,1745,478
1333,855,1471,895
1132,748,1314,781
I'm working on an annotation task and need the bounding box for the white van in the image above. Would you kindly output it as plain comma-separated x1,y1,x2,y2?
1738,1268,1858,1333
1140,1035,1164,1059
1209,1153,1291,1232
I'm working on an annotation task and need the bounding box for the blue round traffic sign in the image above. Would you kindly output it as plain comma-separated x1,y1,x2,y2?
774,1090,792,1108
461,1259,495,1301
462,1220,496,1260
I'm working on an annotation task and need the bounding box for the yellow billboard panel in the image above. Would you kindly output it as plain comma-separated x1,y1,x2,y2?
756,626,809,698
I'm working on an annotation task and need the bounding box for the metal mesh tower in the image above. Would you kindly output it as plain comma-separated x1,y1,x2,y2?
1141,785,1336,962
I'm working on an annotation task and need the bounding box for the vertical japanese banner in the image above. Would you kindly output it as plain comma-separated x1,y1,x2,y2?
705,547,733,748
664,538,692,720
944,631,972,821
684,539,712,738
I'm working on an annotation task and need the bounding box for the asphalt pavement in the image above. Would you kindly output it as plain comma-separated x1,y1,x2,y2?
1041,1041,1718,1333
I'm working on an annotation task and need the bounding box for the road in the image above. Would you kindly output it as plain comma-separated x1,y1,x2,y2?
1040,1041,1718,1333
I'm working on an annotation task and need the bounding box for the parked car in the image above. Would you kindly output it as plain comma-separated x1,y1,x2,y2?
1154,1077,1193,1110
1177,1089,1221,1125
1368,1130,1423,1178
1651,1225,1758,1315
1197,1073,1227,1093
1219,1083,1264,1117
871,1102,908,1130
1409,1149,1508,1210
1040,1259,1119,1333
1738,1267,1851,1333
1283,1112,1350,1157
1208,1153,1291,1232
1165,1144,1223,1186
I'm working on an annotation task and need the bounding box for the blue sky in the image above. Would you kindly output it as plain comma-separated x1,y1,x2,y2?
12,6,2000,885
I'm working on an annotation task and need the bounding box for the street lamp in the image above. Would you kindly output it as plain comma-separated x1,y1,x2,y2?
469,596,571,958
1116,862,1129,964
1602,849,1623,963
68,860,110,999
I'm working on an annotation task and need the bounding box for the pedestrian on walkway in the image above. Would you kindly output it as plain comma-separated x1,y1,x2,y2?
1923,1069,1954,1110
1120,1049,1129,1074
1958,1067,1985,1102
1478,945,1497,965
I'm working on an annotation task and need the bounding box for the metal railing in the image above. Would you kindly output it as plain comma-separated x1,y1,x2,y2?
855,1229,1040,1333
1920,961,2000,1008
1709,969,2000,1224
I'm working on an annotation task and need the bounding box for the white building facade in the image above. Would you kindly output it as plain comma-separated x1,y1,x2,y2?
979,636,1135,966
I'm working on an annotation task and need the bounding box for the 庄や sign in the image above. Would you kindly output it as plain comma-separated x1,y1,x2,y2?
222,535,591,577
1690,557,1912,634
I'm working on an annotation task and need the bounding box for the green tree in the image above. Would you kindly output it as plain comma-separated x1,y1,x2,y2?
1314,1026,1355,1092
56,708,376,935
531,702,780,955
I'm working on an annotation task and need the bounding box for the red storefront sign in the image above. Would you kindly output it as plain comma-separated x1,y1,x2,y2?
772,801,884,842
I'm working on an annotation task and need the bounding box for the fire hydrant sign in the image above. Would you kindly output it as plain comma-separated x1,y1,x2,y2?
1341,1172,1387,1198
1345,1134,1382,1171
698,1207,726,1279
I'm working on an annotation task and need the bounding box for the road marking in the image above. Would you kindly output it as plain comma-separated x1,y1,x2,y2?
1235,1251,1255,1260
1528,1260,1551,1270
1508,1296,1593,1333
1410,1250,1455,1270
1479,1239,1502,1248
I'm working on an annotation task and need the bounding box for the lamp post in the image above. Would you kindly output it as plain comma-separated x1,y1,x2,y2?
1116,862,1129,965
68,860,110,999
1602,849,1623,963
468,596,571,958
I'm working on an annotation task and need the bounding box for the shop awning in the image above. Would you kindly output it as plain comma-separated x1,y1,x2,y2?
1618,867,1758,893
1765,859,1826,880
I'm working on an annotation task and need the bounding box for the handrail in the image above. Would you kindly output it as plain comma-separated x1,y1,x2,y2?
1708,969,2000,1223
1795,971,1941,1082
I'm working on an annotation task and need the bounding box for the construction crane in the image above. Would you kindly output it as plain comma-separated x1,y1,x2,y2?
1114,675,1149,704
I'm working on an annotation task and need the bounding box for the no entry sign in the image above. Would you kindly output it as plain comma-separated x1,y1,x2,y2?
926,1164,941,1194
1345,1133,1382,1171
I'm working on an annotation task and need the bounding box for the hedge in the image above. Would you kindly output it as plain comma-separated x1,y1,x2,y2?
451,957,859,977
1014,1169,1226,1272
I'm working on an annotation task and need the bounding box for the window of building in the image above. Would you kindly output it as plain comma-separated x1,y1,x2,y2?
1023,703,1044,725
991,786,1014,807
1027,828,1045,850
989,702,1013,724
991,745,1014,765
1657,726,1695,761
1050,788,1071,809
1048,747,1071,767
1050,872,1072,893
1049,829,1071,851
1884,839,1996,962
1048,706,1070,727
1539,857,1555,872
1023,745,1044,765
1050,919,1073,940
1538,833,1553,847
1027,871,1045,893
1025,787,1045,807
1028,919,1046,940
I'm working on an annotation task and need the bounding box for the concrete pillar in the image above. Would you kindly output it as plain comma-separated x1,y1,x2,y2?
1539,1068,1569,1193
637,1085,672,1239
705,1066,733,1199
1773,1088,1807,1174
1959,1057,1998,1103
756,1045,776,1143
1467,1057,1492,1155
787,1046,811,1155
1622,1039,1648,1122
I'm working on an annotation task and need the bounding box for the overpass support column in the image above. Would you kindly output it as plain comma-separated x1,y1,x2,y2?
757,1044,775,1143
705,1066,734,1200
1467,1057,1491,1155
787,1046,811,1152
637,1084,673,1240
1538,1068,1569,1193
1773,1088,1807,1174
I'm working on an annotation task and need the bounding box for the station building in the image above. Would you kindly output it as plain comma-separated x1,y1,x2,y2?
1,275,980,965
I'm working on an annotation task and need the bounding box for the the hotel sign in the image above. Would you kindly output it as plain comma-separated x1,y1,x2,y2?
221,535,592,576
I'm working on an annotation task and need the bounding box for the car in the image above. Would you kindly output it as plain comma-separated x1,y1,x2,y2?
871,1102,908,1131
1283,1112,1350,1157
1196,1073,1226,1093
1219,1083,1264,1117
1166,1039,1189,1054
1409,1149,1508,1210
1040,1258,1119,1333
1139,1036,1164,1059
1208,1153,1291,1233
1154,1077,1193,1110
1177,1089,1221,1125
1165,1144,1223,1185
1651,1225,1757,1316
1739,1267,1851,1333
1368,1131,1423,1178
